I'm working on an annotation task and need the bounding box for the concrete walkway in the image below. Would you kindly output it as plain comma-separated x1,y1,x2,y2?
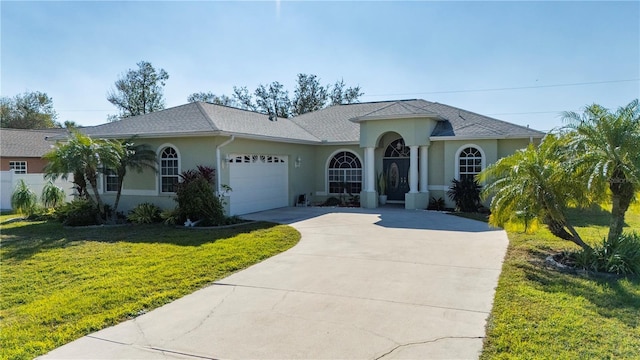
39,207,508,359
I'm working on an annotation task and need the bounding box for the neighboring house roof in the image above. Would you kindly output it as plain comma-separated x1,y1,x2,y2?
0,128,67,157
75,99,544,143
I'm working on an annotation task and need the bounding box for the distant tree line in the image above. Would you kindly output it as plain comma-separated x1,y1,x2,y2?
1,60,364,128
187,73,364,118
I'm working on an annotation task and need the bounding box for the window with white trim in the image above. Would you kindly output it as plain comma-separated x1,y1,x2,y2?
458,147,483,181
9,161,27,174
104,169,119,192
160,147,179,193
328,151,362,194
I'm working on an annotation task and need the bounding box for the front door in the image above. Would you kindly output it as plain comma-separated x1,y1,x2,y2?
383,158,410,201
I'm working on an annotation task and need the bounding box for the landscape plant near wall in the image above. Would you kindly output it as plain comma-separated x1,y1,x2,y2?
174,165,225,226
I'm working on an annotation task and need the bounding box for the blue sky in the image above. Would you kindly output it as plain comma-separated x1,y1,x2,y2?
2,1,638,131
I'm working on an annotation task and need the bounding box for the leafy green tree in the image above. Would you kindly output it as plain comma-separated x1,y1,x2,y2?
111,137,157,214
562,99,640,242
479,135,593,250
292,74,329,115
43,131,123,220
192,74,363,116
0,91,58,129
107,61,169,120
187,92,235,106
255,81,291,119
329,79,363,106
232,86,257,111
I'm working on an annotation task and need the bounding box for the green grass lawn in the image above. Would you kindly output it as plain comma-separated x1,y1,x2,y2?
480,204,640,359
0,217,300,360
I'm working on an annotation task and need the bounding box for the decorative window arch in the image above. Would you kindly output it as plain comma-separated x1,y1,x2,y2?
327,151,362,194
384,138,410,158
159,145,180,193
455,145,485,181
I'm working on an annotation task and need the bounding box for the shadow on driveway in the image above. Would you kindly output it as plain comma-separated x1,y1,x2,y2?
242,206,502,233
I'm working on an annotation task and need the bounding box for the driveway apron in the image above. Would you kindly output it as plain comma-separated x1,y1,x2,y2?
38,207,508,360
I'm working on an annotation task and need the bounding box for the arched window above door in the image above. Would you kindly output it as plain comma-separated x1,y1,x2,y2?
384,138,410,158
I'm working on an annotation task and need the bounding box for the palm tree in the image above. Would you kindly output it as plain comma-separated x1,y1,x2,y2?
44,130,123,220
479,135,593,251
111,137,157,213
562,99,640,242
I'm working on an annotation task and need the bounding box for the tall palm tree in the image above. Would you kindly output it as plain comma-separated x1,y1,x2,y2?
111,137,157,213
44,131,122,220
479,135,593,251
562,99,640,242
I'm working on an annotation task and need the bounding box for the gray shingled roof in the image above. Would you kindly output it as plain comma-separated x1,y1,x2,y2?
81,102,320,143
74,99,543,143
291,99,544,142
0,128,67,157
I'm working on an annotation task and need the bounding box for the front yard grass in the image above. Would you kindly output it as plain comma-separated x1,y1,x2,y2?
480,204,640,359
0,217,300,360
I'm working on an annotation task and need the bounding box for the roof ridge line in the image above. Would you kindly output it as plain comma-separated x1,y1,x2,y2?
194,102,221,131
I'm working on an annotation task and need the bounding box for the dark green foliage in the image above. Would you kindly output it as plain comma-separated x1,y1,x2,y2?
0,91,58,129
323,197,341,206
11,180,38,215
192,74,363,116
565,232,640,275
107,60,169,120
55,199,100,226
428,197,446,211
127,203,162,224
175,166,224,226
447,177,482,212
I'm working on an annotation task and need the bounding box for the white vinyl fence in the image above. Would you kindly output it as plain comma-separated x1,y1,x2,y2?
0,171,75,211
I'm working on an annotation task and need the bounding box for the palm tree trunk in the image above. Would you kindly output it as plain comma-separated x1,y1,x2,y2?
113,175,124,215
87,173,105,224
608,182,633,242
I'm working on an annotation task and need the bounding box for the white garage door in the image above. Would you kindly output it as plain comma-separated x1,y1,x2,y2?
228,154,289,215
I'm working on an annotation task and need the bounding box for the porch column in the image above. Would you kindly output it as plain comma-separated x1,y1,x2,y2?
365,147,375,192
419,145,429,193
360,146,378,209
409,145,418,193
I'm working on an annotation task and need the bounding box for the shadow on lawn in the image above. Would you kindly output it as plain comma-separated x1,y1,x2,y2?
566,205,623,228
0,220,278,261
519,262,640,328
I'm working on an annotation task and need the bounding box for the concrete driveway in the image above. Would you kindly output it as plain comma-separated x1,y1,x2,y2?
39,207,508,359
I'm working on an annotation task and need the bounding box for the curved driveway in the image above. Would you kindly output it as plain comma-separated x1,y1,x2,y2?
40,207,508,360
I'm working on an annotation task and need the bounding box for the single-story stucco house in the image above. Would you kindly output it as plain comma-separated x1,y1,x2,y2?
75,99,544,215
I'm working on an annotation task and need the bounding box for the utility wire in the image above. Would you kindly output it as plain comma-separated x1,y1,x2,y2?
364,78,640,97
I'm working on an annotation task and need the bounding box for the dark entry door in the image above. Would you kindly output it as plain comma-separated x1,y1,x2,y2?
383,158,410,201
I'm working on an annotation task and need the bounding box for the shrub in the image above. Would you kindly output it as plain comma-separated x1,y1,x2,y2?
428,197,445,211
127,203,162,224
447,177,482,212
55,198,100,226
566,232,640,276
174,166,225,226
41,181,65,208
160,208,180,225
11,179,38,216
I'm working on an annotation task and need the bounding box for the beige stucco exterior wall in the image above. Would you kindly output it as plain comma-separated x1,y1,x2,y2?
97,131,540,213
359,118,437,148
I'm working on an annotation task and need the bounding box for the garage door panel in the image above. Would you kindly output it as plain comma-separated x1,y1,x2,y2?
229,155,288,215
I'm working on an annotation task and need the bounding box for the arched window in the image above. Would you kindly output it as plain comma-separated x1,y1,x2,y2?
160,146,179,193
457,146,483,181
328,151,362,194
